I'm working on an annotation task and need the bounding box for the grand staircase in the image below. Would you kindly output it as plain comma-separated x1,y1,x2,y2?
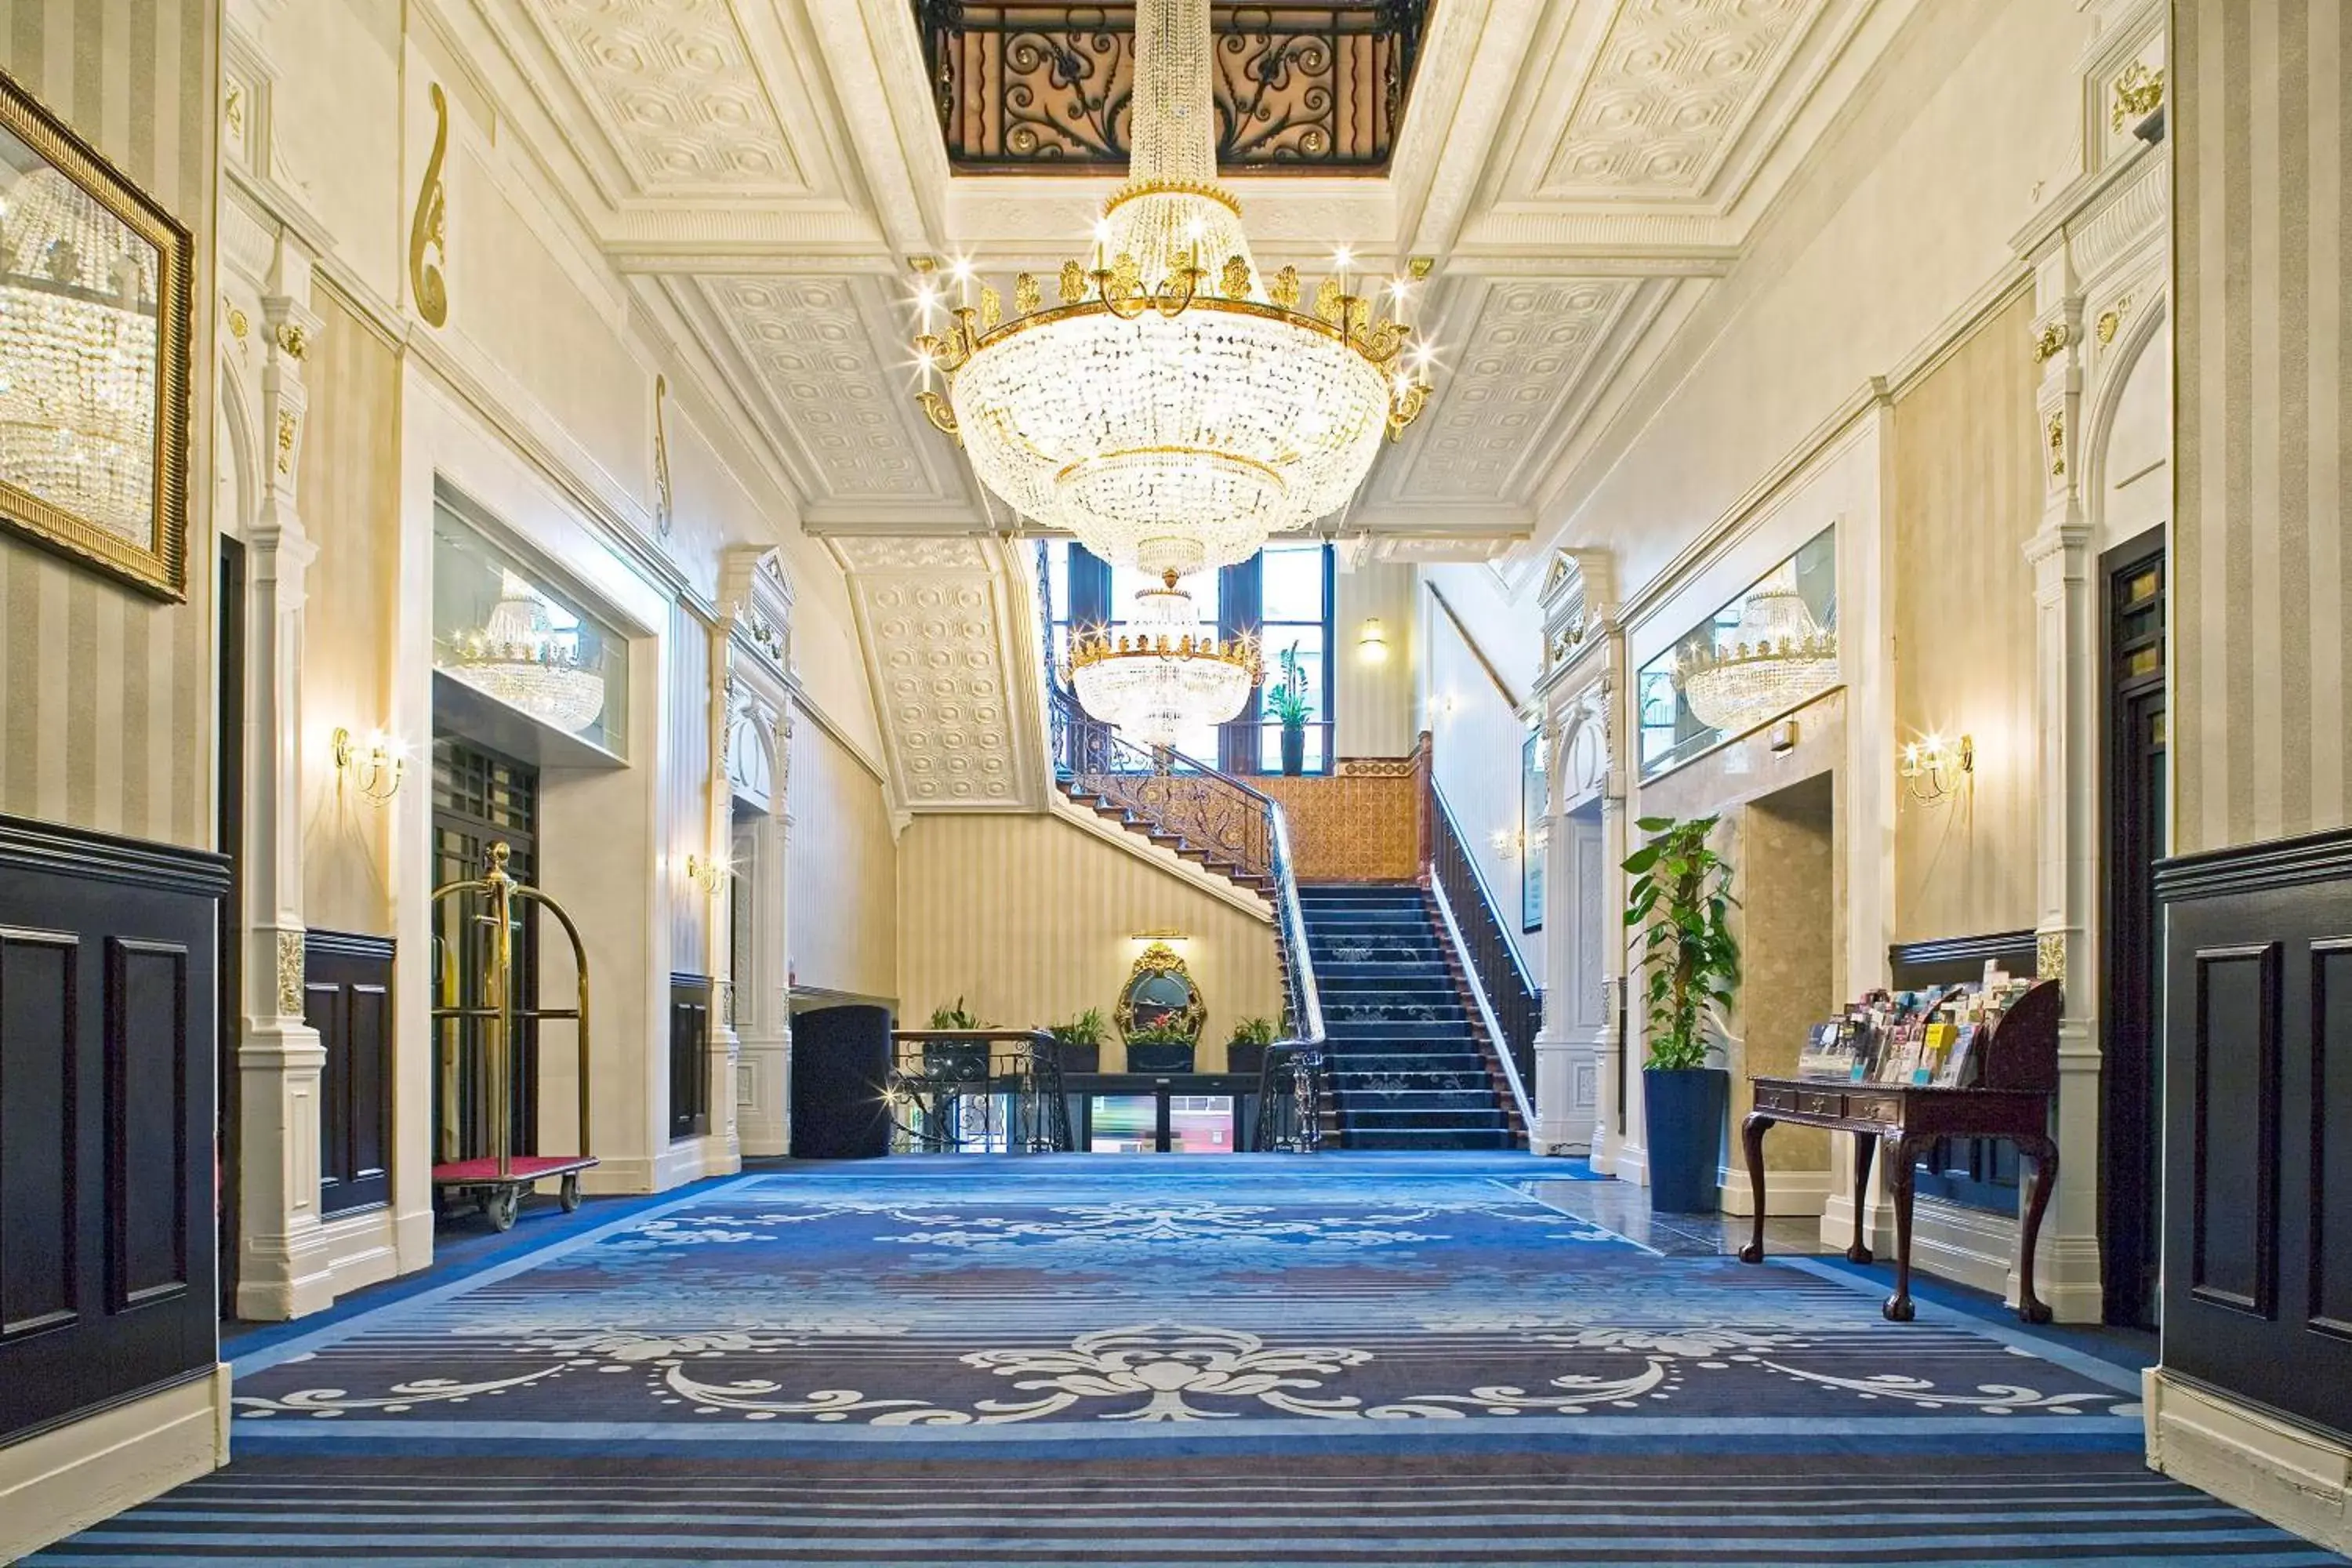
1300,884,1519,1150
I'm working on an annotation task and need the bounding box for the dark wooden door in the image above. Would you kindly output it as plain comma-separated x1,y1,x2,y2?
2102,545,2165,1327
670,975,710,1141
430,738,540,1164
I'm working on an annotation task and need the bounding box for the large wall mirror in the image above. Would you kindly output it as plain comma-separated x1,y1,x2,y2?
0,70,193,599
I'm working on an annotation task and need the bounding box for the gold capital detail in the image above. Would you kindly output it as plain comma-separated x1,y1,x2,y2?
277,930,306,1017
409,83,451,328
2032,321,2068,363
2036,931,2067,984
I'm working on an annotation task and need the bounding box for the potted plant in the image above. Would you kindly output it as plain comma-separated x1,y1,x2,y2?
1047,1007,1106,1073
1125,1020,1197,1074
1266,642,1313,775
1622,814,1740,1213
1225,1014,1278,1076
924,996,992,1082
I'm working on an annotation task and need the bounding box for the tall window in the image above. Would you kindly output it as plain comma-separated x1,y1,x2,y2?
1040,540,1335,774
1246,542,1334,773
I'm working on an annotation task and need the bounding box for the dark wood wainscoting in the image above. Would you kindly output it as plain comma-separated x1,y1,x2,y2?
305,931,394,1216
0,815,227,1444
2158,828,2352,1439
1890,931,2040,1212
670,974,711,1142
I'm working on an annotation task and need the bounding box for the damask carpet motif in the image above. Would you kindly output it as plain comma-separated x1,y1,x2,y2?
29,1156,2350,1566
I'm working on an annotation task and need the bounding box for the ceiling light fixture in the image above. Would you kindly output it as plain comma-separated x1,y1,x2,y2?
909,0,1434,583
1067,570,1261,752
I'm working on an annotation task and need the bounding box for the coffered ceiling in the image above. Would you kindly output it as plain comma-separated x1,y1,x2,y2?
451,0,1913,560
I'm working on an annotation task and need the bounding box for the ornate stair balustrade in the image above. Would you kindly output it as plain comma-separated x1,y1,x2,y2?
1040,669,1324,1150
916,1,1429,174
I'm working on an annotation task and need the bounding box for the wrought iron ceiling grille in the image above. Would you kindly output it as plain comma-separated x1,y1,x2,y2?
916,2,1428,172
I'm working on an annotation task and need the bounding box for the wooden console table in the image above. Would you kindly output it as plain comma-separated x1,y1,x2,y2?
1737,980,2063,1324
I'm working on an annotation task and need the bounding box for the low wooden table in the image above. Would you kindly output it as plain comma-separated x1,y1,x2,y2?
1736,980,2063,1323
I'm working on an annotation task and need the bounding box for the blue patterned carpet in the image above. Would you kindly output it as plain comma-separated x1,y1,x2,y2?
31,1156,2349,1566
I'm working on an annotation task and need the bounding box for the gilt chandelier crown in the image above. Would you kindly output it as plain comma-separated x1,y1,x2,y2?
911,0,1434,580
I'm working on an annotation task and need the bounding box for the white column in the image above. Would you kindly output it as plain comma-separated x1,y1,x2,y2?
1531,715,1582,1154
235,252,333,1320
2027,278,2105,1322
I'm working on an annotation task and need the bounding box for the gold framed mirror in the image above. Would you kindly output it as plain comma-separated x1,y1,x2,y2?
1115,941,1205,1044
0,68,194,600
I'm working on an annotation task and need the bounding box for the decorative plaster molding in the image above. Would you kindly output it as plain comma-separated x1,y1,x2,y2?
1539,0,1826,200
1376,278,1638,506
530,0,808,194
833,539,1039,811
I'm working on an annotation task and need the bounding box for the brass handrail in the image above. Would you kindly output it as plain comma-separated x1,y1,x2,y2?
428,841,593,1180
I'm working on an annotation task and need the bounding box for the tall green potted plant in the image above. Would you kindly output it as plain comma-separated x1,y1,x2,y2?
1623,815,1740,1212
1266,642,1312,775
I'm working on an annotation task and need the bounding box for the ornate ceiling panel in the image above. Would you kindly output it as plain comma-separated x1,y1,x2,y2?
1376,278,1639,506
697,275,971,512
831,538,1044,811
1539,0,1826,199
530,0,808,193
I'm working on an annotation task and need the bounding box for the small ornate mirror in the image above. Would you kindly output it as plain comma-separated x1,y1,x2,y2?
1116,942,1204,1070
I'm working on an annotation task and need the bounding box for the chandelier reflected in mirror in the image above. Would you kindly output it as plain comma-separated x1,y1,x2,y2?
910,0,1435,583
444,572,608,735
1068,570,1261,752
1676,574,1839,736
0,166,158,543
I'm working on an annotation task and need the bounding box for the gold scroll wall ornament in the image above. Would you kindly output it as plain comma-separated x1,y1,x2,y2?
2045,411,2066,477
409,83,451,328
2111,61,2165,133
2032,321,2069,364
652,374,675,539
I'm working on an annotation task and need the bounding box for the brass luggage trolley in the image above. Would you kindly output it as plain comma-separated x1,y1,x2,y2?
430,840,597,1230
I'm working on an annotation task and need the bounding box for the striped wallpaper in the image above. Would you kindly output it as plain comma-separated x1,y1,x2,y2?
896,811,1283,1073
788,713,898,1000
299,288,401,936
666,604,712,974
2175,0,2351,854
0,0,215,850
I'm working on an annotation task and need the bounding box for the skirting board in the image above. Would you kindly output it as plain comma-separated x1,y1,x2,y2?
2145,1367,2352,1555
1716,1164,1832,1218
322,1206,403,1305
0,1364,228,1562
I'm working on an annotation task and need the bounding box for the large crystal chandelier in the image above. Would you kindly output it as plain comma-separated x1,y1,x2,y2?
1069,571,1261,750
443,573,607,735
1677,576,1838,735
910,0,1433,580
0,167,158,540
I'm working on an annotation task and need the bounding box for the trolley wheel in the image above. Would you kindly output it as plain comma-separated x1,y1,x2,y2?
486,1185,521,1232
559,1173,583,1213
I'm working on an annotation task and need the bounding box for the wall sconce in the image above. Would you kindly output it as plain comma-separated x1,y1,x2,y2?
683,852,731,895
1488,826,1547,859
1357,617,1389,663
1900,731,1974,804
330,726,404,804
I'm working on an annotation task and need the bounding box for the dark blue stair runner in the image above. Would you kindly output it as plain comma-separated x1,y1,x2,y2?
1299,884,1516,1151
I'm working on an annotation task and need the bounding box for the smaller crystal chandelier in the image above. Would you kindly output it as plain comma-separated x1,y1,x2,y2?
1068,571,1261,751
1677,580,1838,735
444,573,606,735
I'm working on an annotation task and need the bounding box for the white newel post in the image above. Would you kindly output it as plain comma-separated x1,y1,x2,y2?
237,244,332,1319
